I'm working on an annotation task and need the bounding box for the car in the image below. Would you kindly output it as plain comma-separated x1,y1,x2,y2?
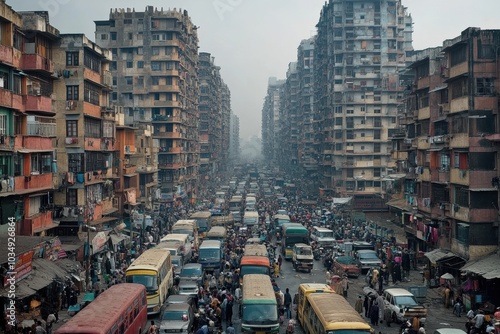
333,255,361,278
277,209,287,216
172,255,183,277
433,329,467,334
355,249,381,274
383,288,427,323
179,263,204,285
178,279,199,296
165,295,196,313
159,303,194,334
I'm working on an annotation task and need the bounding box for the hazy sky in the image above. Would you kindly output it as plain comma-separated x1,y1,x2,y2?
9,0,500,139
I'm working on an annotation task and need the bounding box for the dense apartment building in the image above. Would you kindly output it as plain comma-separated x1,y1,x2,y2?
278,62,300,174
229,113,240,163
0,5,59,236
314,0,414,209
95,6,200,205
198,52,229,179
296,38,318,176
220,82,231,171
52,33,119,235
261,77,284,163
392,28,500,261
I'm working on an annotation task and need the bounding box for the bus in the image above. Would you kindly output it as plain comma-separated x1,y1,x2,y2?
273,214,291,229
296,283,334,326
212,214,234,228
239,256,270,286
125,248,173,315
281,223,309,260
302,293,372,334
198,239,222,272
190,211,212,238
229,196,243,211
241,274,279,334
55,283,147,334
206,226,227,242
159,233,192,262
172,219,198,246
243,211,259,227
244,244,268,257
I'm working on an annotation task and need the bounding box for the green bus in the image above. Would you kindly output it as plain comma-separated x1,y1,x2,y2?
242,274,279,334
281,223,309,260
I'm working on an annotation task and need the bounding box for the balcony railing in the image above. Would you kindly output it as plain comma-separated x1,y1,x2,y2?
27,122,56,137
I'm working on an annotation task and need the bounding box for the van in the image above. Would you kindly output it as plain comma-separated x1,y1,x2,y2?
310,227,336,248
160,234,192,262
382,288,427,323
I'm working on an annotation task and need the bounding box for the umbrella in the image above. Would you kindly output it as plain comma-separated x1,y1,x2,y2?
363,287,379,298
441,273,454,280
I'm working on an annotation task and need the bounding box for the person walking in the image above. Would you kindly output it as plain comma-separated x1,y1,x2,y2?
148,321,158,334
370,302,380,326
274,260,280,278
341,275,349,298
355,295,364,314
278,255,283,273
284,288,292,319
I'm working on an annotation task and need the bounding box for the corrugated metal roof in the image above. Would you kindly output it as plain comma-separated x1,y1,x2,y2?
424,249,454,264
461,253,500,279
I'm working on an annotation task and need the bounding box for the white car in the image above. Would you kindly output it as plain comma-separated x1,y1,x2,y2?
383,288,427,323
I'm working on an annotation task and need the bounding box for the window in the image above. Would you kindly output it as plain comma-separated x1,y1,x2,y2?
136,77,144,86
450,46,466,66
84,82,100,105
66,120,78,137
85,152,106,172
124,19,132,24
29,196,41,217
137,61,144,69
0,114,7,135
84,50,101,73
100,34,108,40
67,189,78,206
151,62,161,71
455,186,469,207
84,117,102,138
152,47,160,55
14,154,22,176
111,32,117,40
476,78,494,96
68,153,83,173
125,76,133,85
66,85,79,100
30,153,52,174
126,61,133,69
66,52,79,66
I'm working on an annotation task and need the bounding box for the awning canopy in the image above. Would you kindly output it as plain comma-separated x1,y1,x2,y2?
386,198,412,212
424,249,457,264
461,253,500,279
89,216,119,226
0,258,71,299
109,233,129,246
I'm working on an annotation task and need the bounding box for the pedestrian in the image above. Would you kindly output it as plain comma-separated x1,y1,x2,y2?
363,295,370,318
226,293,234,323
383,306,392,327
278,255,283,272
453,300,462,317
355,295,364,314
148,320,158,334
35,320,47,334
370,302,380,326
226,323,235,334
274,260,280,278
376,294,385,323
341,275,349,298
284,288,292,319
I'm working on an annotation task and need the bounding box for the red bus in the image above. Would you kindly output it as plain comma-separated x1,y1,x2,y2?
55,283,148,334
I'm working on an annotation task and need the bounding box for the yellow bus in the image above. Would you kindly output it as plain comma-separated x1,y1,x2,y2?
242,274,279,333
302,293,372,334
297,283,334,326
125,248,173,315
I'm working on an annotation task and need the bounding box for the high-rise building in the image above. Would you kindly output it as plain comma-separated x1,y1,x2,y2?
392,28,500,261
262,77,285,163
229,113,240,163
0,6,59,236
95,6,199,205
53,33,119,234
314,0,414,209
296,38,318,176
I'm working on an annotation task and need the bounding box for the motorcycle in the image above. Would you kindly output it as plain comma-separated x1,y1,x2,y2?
313,247,323,261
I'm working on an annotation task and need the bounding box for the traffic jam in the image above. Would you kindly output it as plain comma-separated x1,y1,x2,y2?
53,163,476,334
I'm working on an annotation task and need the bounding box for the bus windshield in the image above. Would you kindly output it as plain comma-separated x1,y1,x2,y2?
318,231,334,238
197,220,208,229
285,235,309,246
126,275,158,294
243,304,278,324
173,229,192,236
240,265,269,276
199,248,220,261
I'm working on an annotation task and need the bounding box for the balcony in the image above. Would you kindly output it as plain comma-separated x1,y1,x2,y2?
101,138,116,151
0,45,13,66
101,70,113,88
431,168,450,183
150,85,181,93
417,106,430,120
450,168,469,185
449,205,497,223
417,137,430,150
449,133,469,148
153,132,182,139
21,136,53,151
158,162,183,169
22,211,55,236
417,168,431,182
24,95,53,114
26,121,56,137
123,165,137,175
65,137,79,146
159,147,182,154
469,170,497,190
84,138,102,151
21,54,54,74
14,173,53,192
450,96,468,114
152,115,182,123
153,100,181,108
